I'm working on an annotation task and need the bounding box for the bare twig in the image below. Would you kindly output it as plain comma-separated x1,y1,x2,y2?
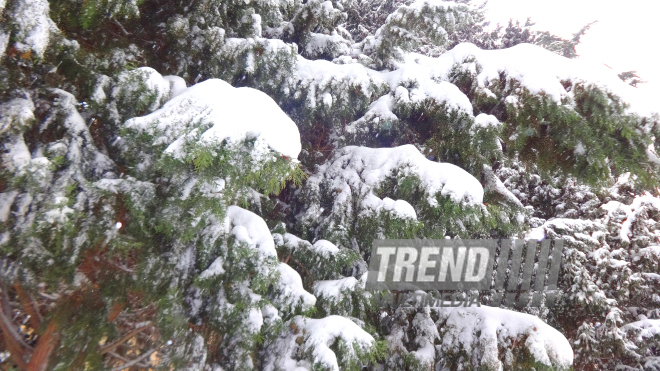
38,292,60,301
110,348,156,371
100,323,152,354
111,19,131,36
108,351,130,363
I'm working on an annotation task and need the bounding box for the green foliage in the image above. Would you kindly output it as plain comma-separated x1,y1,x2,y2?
2,0,660,369
360,1,475,69
502,83,658,186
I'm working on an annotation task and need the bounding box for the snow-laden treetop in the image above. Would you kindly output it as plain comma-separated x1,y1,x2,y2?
124,76,302,160
405,42,657,117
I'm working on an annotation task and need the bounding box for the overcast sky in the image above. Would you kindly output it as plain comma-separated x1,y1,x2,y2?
483,0,660,98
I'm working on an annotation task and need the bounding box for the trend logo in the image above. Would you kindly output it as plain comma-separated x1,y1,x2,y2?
366,239,564,308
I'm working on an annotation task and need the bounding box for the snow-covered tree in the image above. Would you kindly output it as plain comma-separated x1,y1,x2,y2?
1,0,659,370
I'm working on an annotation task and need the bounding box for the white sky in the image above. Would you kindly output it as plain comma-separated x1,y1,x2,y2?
483,0,660,99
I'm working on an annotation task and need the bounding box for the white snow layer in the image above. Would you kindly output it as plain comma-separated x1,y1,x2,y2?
439,305,573,370
199,257,226,279
163,75,188,98
377,63,474,115
474,113,500,129
264,314,375,371
276,263,317,311
225,205,278,259
313,276,363,299
124,78,301,159
11,0,59,57
320,145,483,206
361,194,418,219
225,206,316,309
273,233,340,260
624,316,660,343
408,43,658,117
0,98,35,135
294,315,374,370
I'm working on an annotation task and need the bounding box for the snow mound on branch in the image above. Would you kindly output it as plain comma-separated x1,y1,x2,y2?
275,262,317,311
377,63,473,114
474,113,500,129
124,79,301,159
225,205,278,259
411,43,657,117
319,145,483,205
199,257,225,279
115,67,172,105
225,207,316,310
438,306,573,370
264,315,375,371
274,233,340,259
311,239,340,258
163,75,187,98
361,194,417,219
0,98,35,135
294,56,387,110
297,315,374,368
313,276,362,298
624,316,660,342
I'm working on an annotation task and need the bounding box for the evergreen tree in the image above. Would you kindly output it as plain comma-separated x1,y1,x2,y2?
1,0,659,370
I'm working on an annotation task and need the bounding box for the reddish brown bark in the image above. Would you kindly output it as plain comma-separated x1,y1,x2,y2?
107,302,124,323
0,324,29,370
13,283,41,330
26,319,58,371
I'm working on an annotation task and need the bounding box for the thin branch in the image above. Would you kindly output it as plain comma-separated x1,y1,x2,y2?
38,292,60,301
108,351,130,363
108,351,152,368
100,323,151,354
109,261,134,274
110,348,156,371
111,19,132,36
